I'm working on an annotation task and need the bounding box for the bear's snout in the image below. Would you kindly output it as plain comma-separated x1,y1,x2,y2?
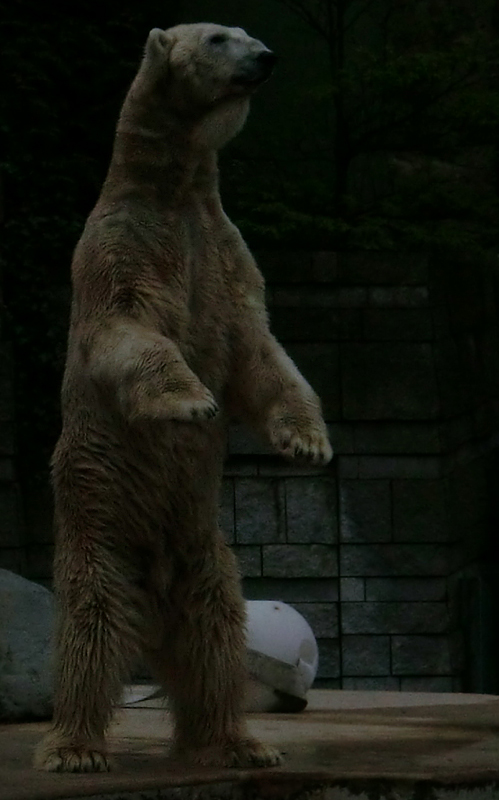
233,49,276,87
256,50,277,70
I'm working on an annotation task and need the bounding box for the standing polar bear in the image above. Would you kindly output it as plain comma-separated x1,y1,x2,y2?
35,23,332,773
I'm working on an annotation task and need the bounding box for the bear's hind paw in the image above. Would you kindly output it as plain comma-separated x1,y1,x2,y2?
34,740,111,773
172,738,282,768
227,738,283,767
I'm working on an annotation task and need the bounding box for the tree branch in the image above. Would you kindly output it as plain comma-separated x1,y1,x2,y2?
344,0,380,33
352,63,483,152
273,0,330,40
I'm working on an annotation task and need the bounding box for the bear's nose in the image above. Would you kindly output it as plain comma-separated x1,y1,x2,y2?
257,50,277,69
233,48,277,87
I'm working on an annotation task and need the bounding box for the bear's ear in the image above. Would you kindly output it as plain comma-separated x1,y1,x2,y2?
145,28,174,65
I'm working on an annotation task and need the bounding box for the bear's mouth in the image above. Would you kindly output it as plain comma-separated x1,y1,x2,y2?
232,73,269,90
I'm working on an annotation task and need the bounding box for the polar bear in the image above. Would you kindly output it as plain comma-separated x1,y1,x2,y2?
35,23,332,773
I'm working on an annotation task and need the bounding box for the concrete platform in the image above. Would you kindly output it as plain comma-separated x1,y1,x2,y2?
2,689,499,800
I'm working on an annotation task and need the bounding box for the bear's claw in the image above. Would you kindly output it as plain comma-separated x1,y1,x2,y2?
189,397,219,420
270,427,333,465
228,738,282,767
131,386,219,422
172,737,282,768
35,741,110,773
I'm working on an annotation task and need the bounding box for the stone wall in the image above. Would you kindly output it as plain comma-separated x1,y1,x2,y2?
3,249,499,691
0,238,25,576
222,250,499,690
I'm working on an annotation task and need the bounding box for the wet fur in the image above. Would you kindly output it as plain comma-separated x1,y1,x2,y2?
35,22,331,773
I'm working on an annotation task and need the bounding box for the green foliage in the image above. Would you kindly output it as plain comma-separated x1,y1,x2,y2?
0,1,178,481
222,0,499,252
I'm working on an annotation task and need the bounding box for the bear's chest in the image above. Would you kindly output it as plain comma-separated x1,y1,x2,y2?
166,205,234,389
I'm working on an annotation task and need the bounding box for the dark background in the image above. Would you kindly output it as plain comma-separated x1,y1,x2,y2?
2,0,499,692
1,0,499,488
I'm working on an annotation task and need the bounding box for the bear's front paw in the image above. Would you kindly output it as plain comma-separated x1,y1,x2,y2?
177,391,220,421
269,421,333,465
130,384,219,423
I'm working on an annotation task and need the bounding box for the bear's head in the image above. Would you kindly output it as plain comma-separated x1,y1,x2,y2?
141,23,276,148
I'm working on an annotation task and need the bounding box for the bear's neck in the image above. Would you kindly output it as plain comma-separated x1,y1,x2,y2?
101,82,220,205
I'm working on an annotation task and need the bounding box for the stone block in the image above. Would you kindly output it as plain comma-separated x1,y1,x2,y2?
341,602,448,635
219,479,235,543
314,678,341,689
356,456,442,479
0,422,14,455
26,545,54,581
0,485,22,547
342,676,400,690
362,309,433,341
432,251,490,333
338,252,429,285
256,250,314,283
0,548,26,575
285,477,338,544
342,635,390,676
336,456,360,478
316,639,340,679
0,569,54,720
338,288,368,307
291,603,338,638
310,252,339,283
475,399,499,439
273,287,368,308
235,478,285,544
392,479,449,542
391,635,452,675
0,345,14,421
339,479,391,542
447,461,489,539
353,422,441,455
233,546,261,577
271,308,362,342
341,342,439,420
431,304,451,339
340,544,450,577
400,676,453,691
228,426,271,456
21,481,53,544
285,343,340,419
242,577,339,602
433,337,471,417
480,329,499,401
368,286,429,308
340,577,365,601
224,458,258,477
327,423,355,454
0,459,14,481
257,458,332,477
365,577,446,602
263,544,338,578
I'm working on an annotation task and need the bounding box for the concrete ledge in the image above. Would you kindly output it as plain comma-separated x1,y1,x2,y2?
2,690,499,800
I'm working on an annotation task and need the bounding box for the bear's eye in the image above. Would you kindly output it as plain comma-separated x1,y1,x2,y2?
208,33,228,45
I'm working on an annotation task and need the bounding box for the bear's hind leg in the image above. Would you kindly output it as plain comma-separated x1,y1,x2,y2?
150,541,281,768
34,543,143,773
